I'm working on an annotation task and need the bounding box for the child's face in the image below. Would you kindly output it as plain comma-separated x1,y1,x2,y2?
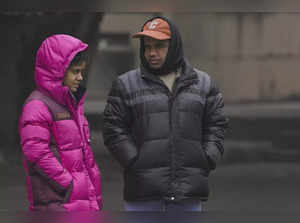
63,62,86,92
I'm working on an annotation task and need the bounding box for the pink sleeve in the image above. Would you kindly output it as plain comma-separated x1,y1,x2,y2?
20,100,73,192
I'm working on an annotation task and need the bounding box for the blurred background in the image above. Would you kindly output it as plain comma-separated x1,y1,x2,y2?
1,11,300,212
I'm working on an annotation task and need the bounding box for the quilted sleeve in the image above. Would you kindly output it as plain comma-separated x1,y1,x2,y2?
19,100,73,193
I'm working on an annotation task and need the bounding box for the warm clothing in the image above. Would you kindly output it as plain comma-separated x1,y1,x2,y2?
103,17,228,203
103,60,228,202
19,34,102,211
158,70,180,91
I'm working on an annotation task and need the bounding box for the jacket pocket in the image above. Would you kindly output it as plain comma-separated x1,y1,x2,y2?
30,174,65,206
63,181,73,203
125,155,139,171
199,146,211,172
181,140,211,172
65,172,90,202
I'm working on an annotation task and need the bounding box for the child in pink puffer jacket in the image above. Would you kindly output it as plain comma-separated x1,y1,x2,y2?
19,34,102,211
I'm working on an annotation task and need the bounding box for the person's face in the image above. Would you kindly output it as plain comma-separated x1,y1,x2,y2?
63,62,86,93
144,37,169,70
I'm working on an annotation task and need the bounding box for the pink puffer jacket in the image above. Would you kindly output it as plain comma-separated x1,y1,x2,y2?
19,34,102,211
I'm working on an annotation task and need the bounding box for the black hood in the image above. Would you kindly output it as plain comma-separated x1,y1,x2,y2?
139,16,184,75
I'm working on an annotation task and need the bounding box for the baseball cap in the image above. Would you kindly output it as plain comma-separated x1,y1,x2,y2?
132,18,171,40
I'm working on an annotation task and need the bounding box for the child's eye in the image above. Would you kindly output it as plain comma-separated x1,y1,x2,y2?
71,69,83,74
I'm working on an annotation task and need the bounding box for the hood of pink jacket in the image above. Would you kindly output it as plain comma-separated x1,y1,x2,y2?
35,34,88,106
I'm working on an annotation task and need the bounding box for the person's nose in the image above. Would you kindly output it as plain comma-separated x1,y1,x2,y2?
77,72,83,81
149,47,157,56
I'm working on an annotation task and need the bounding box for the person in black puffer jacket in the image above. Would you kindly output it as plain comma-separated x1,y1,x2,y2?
102,16,228,212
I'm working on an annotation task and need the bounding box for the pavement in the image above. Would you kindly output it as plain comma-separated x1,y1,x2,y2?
1,142,300,222
0,158,300,214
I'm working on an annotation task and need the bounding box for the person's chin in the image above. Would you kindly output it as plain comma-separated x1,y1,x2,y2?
71,87,78,92
150,64,162,69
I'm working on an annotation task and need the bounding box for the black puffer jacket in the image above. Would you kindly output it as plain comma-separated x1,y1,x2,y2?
103,59,228,202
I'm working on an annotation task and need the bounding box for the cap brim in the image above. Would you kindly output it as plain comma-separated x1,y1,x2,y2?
132,31,170,40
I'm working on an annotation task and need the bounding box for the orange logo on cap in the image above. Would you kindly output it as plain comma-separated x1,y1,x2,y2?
132,18,171,40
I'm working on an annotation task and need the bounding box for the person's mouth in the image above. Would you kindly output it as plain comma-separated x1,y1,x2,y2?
149,59,160,65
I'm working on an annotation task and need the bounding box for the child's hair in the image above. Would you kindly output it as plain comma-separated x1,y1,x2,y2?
69,50,89,67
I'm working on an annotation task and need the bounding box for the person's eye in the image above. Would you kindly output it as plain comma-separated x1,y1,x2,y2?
156,44,165,49
145,45,151,50
72,69,80,74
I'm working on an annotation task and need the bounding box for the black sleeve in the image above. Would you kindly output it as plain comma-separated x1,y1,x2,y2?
203,80,229,170
102,79,138,168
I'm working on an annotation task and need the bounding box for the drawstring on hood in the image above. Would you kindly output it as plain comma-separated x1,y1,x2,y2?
139,16,184,76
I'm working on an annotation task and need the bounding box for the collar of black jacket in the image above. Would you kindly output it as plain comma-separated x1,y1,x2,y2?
141,58,198,83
